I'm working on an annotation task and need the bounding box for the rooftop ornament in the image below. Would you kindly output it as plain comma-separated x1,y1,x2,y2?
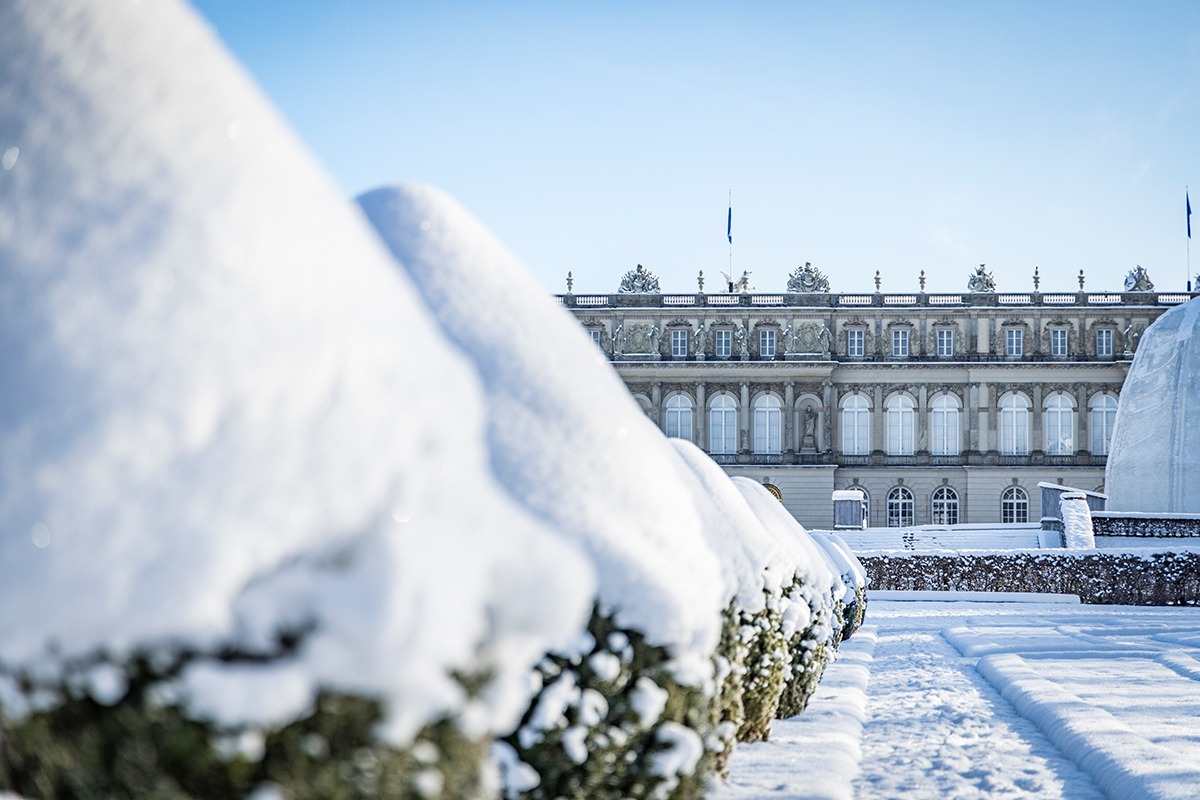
1124,265,1155,292
786,261,831,293
967,264,996,293
617,263,661,294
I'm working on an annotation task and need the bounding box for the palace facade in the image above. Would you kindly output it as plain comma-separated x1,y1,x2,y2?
559,263,1190,530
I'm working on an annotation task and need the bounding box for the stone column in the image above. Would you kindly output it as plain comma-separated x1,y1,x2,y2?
740,381,751,453
1075,383,1089,454
827,382,839,453
784,381,796,454
917,384,929,453
1032,384,1043,453
872,384,884,453
823,380,834,453
652,381,662,428
977,315,990,355
696,382,707,450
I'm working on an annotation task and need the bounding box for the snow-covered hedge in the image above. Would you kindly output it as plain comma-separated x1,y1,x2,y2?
860,549,1200,605
0,3,861,798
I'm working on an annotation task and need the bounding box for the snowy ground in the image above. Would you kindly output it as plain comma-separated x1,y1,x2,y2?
715,594,1200,800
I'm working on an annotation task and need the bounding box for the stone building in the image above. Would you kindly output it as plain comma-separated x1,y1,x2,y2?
560,263,1190,529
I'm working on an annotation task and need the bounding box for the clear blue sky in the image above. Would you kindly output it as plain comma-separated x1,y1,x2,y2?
190,1,1200,295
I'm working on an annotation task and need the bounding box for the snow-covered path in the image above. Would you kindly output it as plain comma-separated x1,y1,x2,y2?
715,596,1200,799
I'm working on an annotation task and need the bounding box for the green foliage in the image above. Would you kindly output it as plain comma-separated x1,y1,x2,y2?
502,608,717,800
0,648,489,800
734,603,787,743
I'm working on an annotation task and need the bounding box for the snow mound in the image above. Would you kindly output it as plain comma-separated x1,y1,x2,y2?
0,0,592,742
357,183,725,664
1106,297,1200,513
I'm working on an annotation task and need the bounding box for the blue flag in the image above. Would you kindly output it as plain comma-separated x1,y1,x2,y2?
1189,190,1192,239
727,205,732,244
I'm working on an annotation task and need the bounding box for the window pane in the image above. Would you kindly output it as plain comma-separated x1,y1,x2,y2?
671,330,688,357
760,329,776,358
1006,329,1023,356
709,397,737,454
1051,329,1068,357
937,329,954,356
887,488,914,527
1096,329,1113,356
847,329,864,357
892,329,909,357
715,330,732,358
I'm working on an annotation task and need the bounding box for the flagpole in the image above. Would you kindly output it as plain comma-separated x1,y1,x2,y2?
728,190,733,288
1188,186,1192,292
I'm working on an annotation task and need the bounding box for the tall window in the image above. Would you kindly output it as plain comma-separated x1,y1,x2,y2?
931,487,959,525
846,329,865,357
841,394,871,455
891,329,909,357
1001,486,1029,524
886,394,915,455
1044,393,1075,455
1096,328,1114,357
665,395,693,441
936,328,954,357
759,329,776,359
709,395,737,454
886,486,914,527
753,395,782,453
1091,394,1118,455
930,394,960,456
1006,329,1024,357
1000,394,1030,455
1050,328,1069,357
589,329,603,348
714,329,732,358
670,329,688,358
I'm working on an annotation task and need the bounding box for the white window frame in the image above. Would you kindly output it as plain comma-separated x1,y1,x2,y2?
1050,328,1069,357
670,329,688,358
1091,394,1118,455
1001,486,1029,524
1000,394,1030,455
1006,328,1024,357
709,395,738,454
753,395,782,454
1044,393,1075,455
936,328,954,357
931,486,959,525
891,328,909,357
714,329,732,358
841,394,871,456
930,394,960,456
886,395,915,456
665,394,693,441
589,329,603,348
1096,328,1114,357
886,486,914,528
846,329,865,358
759,328,777,359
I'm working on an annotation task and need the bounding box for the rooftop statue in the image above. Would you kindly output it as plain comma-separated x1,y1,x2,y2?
787,262,831,293
1123,265,1154,292
967,264,996,293
616,263,661,294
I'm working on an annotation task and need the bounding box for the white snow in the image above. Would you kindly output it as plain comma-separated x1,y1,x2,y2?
357,183,726,666
716,598,1200,800
1061,493,1096,549
1106,297,1200,512
0,0,592,743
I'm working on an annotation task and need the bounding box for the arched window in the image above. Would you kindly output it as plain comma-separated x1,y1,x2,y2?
1044,392,1075,455
930,394,960,456
886,394,915,455
753,394,782,453
886,486,914,527
1091,394,1118,455
664,394,693,442
931,486,959,525
999,394,1030,456
841,394,871,456
709,395,738,455
1001,486,1029,524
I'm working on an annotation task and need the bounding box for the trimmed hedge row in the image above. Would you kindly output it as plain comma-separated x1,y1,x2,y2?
860,549,1200,605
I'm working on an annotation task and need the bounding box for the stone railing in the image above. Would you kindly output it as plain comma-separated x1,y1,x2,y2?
558,291,1197,310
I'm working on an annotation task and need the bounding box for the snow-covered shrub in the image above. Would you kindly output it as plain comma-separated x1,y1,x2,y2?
0,1,593,795
498,609,714,800
732,480,841,722
812,533,870,641
358,186,728,796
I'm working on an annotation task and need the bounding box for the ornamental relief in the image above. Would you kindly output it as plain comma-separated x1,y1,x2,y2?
788,321,831,354
619,322,659,354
